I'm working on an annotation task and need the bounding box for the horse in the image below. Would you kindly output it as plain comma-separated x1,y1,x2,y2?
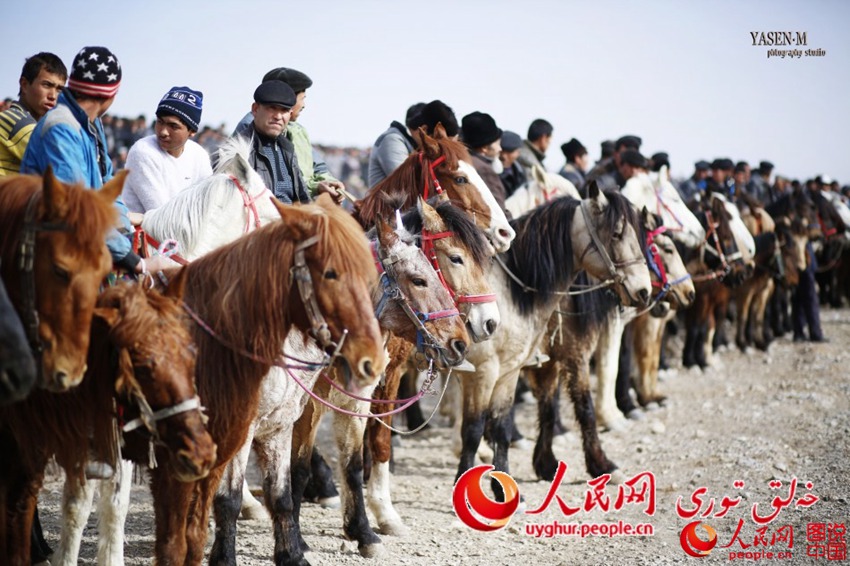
0,169,124,391
141,136,279,261
0,281,216,565
455,182,651,500
504,163,580,218
147,194,387,563
210,206,475,565
0,276,35,404
354,124,515,252
524,207,695,483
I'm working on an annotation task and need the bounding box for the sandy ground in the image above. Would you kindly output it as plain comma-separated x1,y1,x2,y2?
38,306,850,565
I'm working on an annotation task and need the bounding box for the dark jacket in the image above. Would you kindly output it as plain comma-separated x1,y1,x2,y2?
233,121,310,204
470,152,508,215
500,161,527,198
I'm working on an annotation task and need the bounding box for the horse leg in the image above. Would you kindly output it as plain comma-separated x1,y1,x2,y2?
486,372,521,501
150,468,196,564
96,461,133,566
398,368,428,431
2,462,41,566
734,283,755,351
333,406,383,557
455,361,499,483
56,475,96,566
31,506,53,563
615,322,639,417
752,279,775,351
186,470,225,565
594,313,628,431
291,399,323,554
632,314,654,407
524,361,560,481
567,352,618,479
210,440,250,566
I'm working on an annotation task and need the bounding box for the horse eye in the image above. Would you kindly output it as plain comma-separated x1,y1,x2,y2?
454,176,468,184
324,269,338,280
412,277,428,287
53,264,71,282
449,255,464,265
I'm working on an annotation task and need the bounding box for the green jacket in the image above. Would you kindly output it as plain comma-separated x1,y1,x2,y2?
287,121,339,195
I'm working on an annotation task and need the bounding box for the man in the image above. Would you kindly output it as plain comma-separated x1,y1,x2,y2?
236,68,343,202
586,134,642,191
21,46,166,275
122,86,212,213
747,160,774,204
460,111,507,212
616,149,649,183
0,52,67,176
705,158,735,199
498,130,526,198
368,101,424,188
678,160,710,203
234,80,310,204
518,118,553,172
558,138,588,190
408,99,459,139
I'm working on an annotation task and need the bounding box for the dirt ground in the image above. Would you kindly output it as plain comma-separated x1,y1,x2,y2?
38,306,850,565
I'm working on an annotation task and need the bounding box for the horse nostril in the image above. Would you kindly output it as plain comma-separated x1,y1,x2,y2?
498,228,511,240
359,358,374,378
687,290,696,302
54,371,69,389
638,288,650,305
485,319,498,336
451,339,467,357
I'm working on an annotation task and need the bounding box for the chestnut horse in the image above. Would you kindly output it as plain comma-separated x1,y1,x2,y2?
455,184,651,501
0,169,124,391
354,124,515,252
0,276,35,404
0,282,216,565
150,194,386,563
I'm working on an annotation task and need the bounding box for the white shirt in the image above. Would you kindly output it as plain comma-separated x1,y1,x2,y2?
122,135,213,213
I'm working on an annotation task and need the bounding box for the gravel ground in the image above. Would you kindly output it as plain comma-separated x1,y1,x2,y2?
38,307,850,565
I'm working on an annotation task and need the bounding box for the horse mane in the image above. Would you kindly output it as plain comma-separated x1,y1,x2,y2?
354,135,471,228
398,196,491,268
213,135,253,173
98,283,193,351
567,273,620,333
0,174,116,263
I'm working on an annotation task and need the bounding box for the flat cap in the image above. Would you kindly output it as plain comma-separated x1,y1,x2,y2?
253,80,296,108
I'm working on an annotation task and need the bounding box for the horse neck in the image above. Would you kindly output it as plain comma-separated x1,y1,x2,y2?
356,158,422,227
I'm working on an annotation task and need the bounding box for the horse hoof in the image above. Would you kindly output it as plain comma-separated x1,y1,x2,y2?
626,408,645,420
601,416,629,432
318,495,341,509
359,542,385,559
240,503,270,521
378,521,410,536
608,469,627,485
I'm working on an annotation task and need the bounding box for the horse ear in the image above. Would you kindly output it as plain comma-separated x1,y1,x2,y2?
586,179,600,200
314,192,335,209
92,307,120,328
163,266,188,301
271,197,315,239
640,206,652,227
418,128,440,159
433,123,447,140
42,166,69,219
419,197,443,232
376,218,399,248
114,348,134,398
98,170,129,205
587,180,608,213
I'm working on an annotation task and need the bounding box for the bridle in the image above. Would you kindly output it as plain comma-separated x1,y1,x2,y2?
372,238,460,358
419,229,497,306
419,152,446,200
17,191,70,380
290,235,344,353
644,224,691,301
692,209,744,283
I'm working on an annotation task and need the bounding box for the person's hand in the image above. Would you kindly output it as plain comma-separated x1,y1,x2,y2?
316,180,346,205
128,212,144,226
138,254,180,274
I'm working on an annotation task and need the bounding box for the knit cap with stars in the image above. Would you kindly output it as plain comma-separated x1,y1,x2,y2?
68,46,122,98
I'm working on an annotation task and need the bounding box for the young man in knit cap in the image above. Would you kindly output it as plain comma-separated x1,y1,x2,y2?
122,86,213,213
233,80,310,204
22,46,172,275
0,51,67,176
558,138,588,191
368,101,424,188
461,111,508,213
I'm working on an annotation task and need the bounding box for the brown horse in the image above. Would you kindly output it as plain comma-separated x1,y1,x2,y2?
0,281,216,565
0,169,124,392
354,124,515,252
150,194,386,563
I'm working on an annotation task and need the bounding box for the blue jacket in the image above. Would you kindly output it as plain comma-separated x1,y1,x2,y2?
22,91,135,267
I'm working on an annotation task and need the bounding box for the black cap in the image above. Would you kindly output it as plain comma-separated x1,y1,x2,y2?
650,152,670,172
600,140,615,158
711,158,734,171
620,149,648,169
759,160,774,172
461,111,502,149
409,100,459,137
695,160,711,171
262,68,313,93
500,131,523,152
561,138,587,160
616,135,642,151
253,80,296,108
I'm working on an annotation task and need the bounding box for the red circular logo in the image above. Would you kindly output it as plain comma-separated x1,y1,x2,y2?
452,465,520,531
680,521,718,557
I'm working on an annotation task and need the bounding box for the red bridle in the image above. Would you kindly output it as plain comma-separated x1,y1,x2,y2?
419,153,446,200
420,229,497,305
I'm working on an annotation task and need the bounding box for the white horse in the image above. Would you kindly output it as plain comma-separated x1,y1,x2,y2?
504,163,580,218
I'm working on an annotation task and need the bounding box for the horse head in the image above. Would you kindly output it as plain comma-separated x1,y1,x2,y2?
95,280,217,482
0,169,122,392
273,194,388,392
573,182,652,307
640,207,695,312
505,164,580,218
0,277,36,404
373,214,470,369
702,194,753,287
417,197,500,343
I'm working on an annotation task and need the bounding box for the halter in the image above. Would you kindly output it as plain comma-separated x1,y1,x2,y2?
577,201,646,287
654,183,687,234
419,153,446,200
371,239,460,358
692,210,743,282
644,225,691,301
419,229,497,305
17,191,70,379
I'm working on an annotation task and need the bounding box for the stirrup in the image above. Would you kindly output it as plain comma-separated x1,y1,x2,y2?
522,351,551,368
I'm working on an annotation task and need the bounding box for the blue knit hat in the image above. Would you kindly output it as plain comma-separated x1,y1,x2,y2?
156,86,203,131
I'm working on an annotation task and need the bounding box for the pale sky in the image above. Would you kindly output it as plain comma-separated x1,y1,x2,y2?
4,0,849,183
